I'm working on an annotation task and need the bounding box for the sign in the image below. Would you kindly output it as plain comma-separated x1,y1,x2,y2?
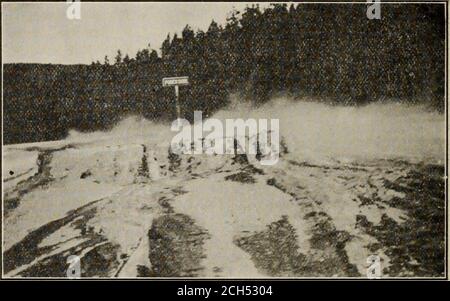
162,76,189,121
162,76,189,87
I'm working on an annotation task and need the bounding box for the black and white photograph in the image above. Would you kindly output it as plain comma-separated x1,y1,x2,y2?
1,1,447,281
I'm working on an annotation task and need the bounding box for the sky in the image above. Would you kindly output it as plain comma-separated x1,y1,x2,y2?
2,2,272,65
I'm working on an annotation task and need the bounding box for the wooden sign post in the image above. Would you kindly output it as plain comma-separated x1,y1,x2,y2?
162,76,189,121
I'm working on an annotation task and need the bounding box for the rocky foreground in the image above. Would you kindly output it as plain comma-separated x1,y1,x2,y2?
2,132,445,278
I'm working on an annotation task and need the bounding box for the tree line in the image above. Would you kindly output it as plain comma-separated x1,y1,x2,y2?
3,3,445,144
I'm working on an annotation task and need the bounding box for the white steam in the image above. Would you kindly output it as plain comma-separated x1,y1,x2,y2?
211,97,445,164
67,98,445,164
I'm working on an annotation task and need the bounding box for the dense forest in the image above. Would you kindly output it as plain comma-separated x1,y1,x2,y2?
3,3,446,144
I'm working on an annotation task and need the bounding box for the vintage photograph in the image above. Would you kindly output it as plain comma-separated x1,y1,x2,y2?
1,1,447,279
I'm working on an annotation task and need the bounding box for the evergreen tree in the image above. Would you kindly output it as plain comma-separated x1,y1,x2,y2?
123,54,131,65
115,50,123,65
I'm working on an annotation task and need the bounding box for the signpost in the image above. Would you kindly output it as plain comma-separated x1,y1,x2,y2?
162,76,189,121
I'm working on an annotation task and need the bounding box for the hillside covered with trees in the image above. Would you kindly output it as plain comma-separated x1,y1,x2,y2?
3,3,445,144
